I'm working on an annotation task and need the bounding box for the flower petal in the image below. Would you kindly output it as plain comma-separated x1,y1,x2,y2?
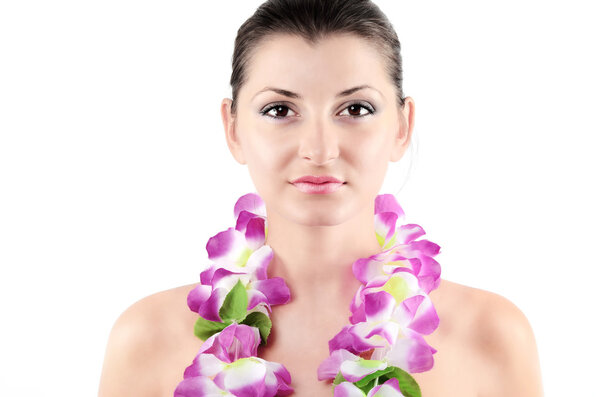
375,211,399,249
199,265,217,285
317,349,359,380
200,324,260,362
187,284,212,313
244,216,266,251
329,325,382,354
402,239,441,258
367,377,405,397
353,256,385,285
334,381,367,397
395,224,425,244
234,193,266,226
214,357,267,396
349,285,367,324
380,271,420,304
174,375,233,396
188,286,225,322
374,194,405,248
246,289,270,312
206,227,252,269
340,358,387,382
253,277,291,306
211,268,248,289
232,325,261,359
384,332,436,373
363,321,401,346
364,291,396,322
264,360,294,396
397,294,439,335
415,256,441,293
183,353,226,378
207,289,229,322
374,194,405,219
245,245,273,280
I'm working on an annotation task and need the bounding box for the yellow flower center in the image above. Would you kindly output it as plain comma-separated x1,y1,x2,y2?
383,276,409,303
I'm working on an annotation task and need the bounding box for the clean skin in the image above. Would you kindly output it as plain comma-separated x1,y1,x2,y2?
98,32,544,397
221,33,415,304
219,33,417,394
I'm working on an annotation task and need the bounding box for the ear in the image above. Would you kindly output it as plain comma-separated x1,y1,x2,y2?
221,98,246,165
390,96,415,162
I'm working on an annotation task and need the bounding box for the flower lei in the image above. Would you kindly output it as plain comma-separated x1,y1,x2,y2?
174,192,441,397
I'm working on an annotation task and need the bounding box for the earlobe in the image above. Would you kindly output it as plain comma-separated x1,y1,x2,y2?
220,98,246,165
390,96,415,162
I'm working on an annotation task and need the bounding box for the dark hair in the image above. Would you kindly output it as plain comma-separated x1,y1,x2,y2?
229,0,405,114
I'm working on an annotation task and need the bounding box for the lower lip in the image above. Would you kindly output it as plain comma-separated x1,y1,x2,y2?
292,182,344,194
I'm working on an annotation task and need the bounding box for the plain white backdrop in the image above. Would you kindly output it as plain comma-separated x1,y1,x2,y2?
1,0,598,395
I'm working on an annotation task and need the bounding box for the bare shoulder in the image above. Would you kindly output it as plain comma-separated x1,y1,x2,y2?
118,283,197,323
98,283,201,397
434,279,544,396
462,282,538,362
433,279,535,338
104,283,197,350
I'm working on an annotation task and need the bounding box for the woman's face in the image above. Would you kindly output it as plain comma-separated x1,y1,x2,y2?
221,33,414,226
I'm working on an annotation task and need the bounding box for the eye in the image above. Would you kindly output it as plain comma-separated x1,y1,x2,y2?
338,102,375,118
260,103,298,119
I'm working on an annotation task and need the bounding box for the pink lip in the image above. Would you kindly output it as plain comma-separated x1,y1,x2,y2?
292,181,344,194
291,175,343,184
290,175,345,195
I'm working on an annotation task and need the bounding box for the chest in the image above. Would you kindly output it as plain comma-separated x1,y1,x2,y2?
256,302,351,396
259,318,481,397
411,333,482,397
264,299,484,396
161,289,485,396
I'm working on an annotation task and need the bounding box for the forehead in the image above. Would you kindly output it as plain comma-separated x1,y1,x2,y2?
241,33,392,99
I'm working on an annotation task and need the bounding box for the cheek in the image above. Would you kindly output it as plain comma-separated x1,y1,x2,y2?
244,131,292,184
345,123,393,169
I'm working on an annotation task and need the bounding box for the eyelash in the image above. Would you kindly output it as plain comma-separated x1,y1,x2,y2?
259,102,376,119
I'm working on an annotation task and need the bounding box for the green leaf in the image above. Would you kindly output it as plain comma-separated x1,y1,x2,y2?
355,366,395,388
240,311,272,344
333,371,346,385
219,279,248,321
193,317,229,341
379,366,422,397
356,378,376,395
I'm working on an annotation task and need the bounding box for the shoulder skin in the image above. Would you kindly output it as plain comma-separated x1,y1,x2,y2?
98,284,198,397
469,287,545,396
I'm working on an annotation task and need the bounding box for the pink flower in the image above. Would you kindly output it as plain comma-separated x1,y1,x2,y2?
194,323,261,363
187,254,290,322
334,378,406,397
175,323,293,397
329,273,439,373
369,194,441,294
318,349,387,382
349,271,439,335
176,354,293,397
187,193,290,322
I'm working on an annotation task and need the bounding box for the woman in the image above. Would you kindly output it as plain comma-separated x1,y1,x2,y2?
98,0,543,396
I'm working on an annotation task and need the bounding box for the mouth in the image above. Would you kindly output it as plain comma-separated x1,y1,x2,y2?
291,181,345,194
290,175,344,184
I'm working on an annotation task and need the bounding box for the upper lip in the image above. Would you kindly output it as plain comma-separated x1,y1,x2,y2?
291,175,344,184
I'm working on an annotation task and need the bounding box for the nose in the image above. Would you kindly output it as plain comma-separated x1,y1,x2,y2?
297,118,340,165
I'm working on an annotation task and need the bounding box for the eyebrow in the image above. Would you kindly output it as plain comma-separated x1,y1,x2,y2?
252,85,380,100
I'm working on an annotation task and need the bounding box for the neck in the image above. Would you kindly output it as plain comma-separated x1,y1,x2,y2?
264,200,383,296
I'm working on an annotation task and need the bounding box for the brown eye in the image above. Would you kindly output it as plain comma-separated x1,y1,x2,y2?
339,102,375,117
274,105,289,117
348,104,362,116
262,104,298,119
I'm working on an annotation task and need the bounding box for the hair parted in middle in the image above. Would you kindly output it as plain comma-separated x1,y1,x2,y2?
229,0,405,114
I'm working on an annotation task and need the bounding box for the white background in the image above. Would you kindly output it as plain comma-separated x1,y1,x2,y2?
1,0,598,395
